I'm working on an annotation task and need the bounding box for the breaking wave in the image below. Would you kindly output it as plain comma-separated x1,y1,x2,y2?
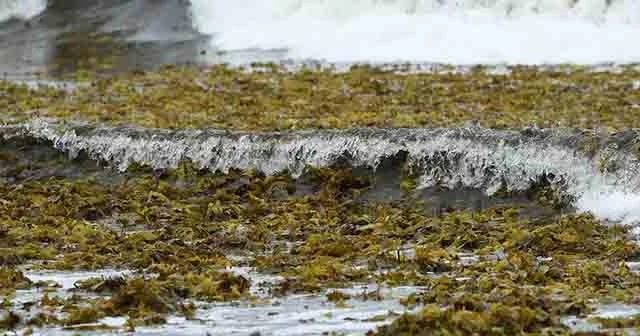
0,0,45,22
5,0,640,65
189,0,640,64
3,119,640,225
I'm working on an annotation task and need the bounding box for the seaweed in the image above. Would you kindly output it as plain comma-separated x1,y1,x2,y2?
64,306,102,325
0,311,21,330
367,304,568,336
327,290,351,303
590,314,640,329
0,268,32,296
3,65,640,131
0,89,639,334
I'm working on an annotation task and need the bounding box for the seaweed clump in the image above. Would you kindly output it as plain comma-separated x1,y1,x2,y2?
0,312,21,330
369,303,566,336
0,268,32,296
80,273,249,323
590,314,640,329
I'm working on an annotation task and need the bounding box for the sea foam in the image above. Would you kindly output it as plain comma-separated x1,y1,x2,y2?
189,0,640,65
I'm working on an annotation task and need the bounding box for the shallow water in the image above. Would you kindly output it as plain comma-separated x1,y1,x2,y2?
8,265,640,335
8,269,421,336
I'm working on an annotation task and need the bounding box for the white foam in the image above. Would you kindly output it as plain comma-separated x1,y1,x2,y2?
577,191,640,225
11,120,640,226
189,0,640,65
0,0,46,22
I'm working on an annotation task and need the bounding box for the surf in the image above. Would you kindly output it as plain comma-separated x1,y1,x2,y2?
0,0,45,22
4,119,639,226
189,0,640,64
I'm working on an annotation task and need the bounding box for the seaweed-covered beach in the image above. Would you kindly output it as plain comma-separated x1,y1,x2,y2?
2,1,640,335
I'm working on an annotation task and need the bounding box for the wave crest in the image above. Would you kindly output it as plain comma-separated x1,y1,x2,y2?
189,0,640,64
4,119,640,225
0,0,45,22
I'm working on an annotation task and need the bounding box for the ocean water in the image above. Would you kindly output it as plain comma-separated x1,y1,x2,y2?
9,268,419,336
3,0,640,65
189,0,640,64
0,0,45,22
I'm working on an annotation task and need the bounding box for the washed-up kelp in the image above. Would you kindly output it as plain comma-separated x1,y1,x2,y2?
2,64,640,334
0,157,638,334
2,64,640,131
